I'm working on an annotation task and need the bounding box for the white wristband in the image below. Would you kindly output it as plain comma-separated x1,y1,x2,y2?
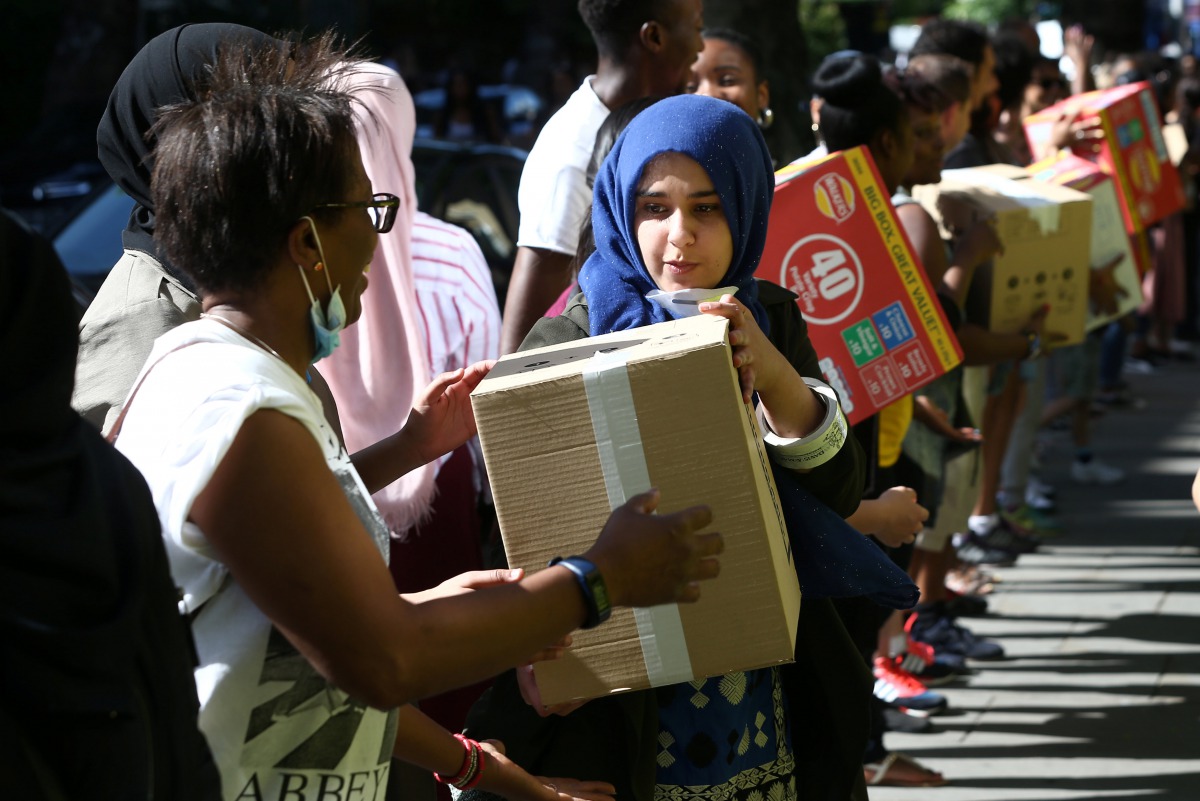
762,378,849,469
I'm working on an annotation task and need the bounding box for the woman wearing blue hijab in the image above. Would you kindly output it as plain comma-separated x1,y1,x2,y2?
465,95,913,801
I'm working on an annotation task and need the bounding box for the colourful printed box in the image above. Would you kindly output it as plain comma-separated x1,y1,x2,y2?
757,146,963,425
1024,81,1184,233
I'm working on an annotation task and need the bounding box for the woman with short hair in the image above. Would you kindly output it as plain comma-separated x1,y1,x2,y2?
114,32,722,801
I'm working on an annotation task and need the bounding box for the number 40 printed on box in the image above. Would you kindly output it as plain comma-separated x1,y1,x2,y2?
757,146,963,425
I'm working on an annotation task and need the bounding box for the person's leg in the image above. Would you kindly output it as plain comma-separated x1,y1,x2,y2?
971,365,1025,532
1098,318,1128,394
998,359,1046,511
1069,333,1126,485
910,541,950,606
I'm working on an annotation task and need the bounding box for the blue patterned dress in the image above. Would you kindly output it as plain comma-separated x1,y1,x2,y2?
654,668,796,801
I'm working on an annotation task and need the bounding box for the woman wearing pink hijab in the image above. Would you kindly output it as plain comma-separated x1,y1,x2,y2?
322,62,438,537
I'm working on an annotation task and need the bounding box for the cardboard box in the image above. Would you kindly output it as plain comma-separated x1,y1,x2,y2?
1027,152,1144,330
1162,122,1190,166
1024,81,1184,233
757,146,963,425
912,165,1093,348
471,314,800,704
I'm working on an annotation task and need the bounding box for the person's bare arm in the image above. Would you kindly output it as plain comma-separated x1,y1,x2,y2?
698,296,825,437
393,706,616,801
189,410,722,709
500,247,575,354
896,203,1001,309
1192,467,1200,512
349,362,493,495
1064,25,1095,96
956,323,1032,366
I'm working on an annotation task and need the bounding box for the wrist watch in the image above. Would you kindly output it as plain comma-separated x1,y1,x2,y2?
1023,330,1043,360
549,556,611,629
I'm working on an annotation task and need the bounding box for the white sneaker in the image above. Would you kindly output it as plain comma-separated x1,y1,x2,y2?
1071,458,1126,485
967,513,999,536
1023,486,1056,511
1029,476,1056,498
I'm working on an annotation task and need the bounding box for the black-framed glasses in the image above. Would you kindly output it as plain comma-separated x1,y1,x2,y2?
313,192,400,233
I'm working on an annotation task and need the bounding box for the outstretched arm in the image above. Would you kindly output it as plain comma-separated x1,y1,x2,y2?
350,361,493,494
190,411,723,708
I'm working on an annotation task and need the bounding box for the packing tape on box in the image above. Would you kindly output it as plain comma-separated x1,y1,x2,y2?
583,349,695,688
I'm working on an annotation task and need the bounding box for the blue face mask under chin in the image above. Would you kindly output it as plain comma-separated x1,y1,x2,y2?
297,216,347,363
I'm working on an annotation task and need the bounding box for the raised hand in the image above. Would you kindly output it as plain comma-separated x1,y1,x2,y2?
699,294,786,404
400,360,494,465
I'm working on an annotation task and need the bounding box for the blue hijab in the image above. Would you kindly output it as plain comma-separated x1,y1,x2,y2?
578,94,773,337
574,95,917,609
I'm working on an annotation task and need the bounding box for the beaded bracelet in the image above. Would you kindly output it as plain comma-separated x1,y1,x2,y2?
433,734,487,790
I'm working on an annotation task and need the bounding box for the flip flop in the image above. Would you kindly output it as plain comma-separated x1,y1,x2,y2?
863,752,948,787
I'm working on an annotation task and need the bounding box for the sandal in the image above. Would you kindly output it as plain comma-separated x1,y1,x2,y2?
946,564,997,596
863,752,948,787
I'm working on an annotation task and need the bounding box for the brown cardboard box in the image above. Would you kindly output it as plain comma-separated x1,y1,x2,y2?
471,314,800,704
912,166,1093,348
1026,153,1144,331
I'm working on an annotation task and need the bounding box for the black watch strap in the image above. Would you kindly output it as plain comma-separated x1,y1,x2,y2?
549,556,611,629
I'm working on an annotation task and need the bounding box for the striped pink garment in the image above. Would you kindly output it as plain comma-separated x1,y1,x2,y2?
411,211,501,493
411,211,500,378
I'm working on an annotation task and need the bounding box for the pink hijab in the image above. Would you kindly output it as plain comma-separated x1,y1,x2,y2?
321,63,436,536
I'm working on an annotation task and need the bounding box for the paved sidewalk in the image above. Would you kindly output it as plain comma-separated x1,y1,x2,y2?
871,359,1200,800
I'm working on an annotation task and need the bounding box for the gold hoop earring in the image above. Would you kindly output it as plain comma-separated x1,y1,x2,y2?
758,107,775,130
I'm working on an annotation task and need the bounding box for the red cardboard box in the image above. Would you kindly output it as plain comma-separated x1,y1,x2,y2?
1024,81,1184,233
757,146,963,425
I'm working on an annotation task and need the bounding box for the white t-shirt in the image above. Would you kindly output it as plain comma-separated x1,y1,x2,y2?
115,318,398,801
515,75,610,256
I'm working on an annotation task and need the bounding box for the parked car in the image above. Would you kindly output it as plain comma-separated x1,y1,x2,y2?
7,139,528,311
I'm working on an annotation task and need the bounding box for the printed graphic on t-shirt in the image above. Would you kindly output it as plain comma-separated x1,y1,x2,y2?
234,628,397,799
241,629,376,768
232,447,396,800
332,452,391,558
